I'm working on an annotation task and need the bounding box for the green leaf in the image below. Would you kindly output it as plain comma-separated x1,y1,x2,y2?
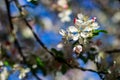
36,57,44,67
93,30,107,34
35,57,47,75
4,61,9,66
92,30,107,37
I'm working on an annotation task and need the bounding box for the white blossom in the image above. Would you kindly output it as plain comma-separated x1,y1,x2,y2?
57,43,64,50
59,13,100,42
57,0,68,9
58,9,72,22
32,64,37,69
0,67,9,80
19,68,30,79
0,61,3,66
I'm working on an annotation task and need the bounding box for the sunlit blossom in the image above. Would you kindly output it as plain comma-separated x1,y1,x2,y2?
59,13,100,40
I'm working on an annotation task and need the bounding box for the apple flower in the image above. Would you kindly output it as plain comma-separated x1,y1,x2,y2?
59,13,100,43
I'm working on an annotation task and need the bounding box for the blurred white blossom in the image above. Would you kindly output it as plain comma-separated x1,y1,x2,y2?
57,0,68,9
0,67,9,80
112,11,120,23
19,68,30,79
0,61,3,66
58,9,72,22
56,43,64,50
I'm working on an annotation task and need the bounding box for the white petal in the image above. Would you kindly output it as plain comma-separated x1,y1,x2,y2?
58,12,64,18
75,19,83,26
57,43,63,49
83,27,93,31
80,31,90,38
57,0,67,7
72,34,79,41
59,29,66,36
77,13,84,20
61,16,71,22
91,22,100,29
67,26,78,33
0,61,3,66
65,9,72,15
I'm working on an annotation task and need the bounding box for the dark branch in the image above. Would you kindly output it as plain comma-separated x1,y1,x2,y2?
105,49,120,53
11,0,119,80
5,0,42,80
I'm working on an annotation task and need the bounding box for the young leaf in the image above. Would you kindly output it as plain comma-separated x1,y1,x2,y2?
92,30,107,37
4,61,9,66
36,57,44,67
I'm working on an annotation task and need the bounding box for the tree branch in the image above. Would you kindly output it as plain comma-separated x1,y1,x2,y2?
5,0,42,80
11,0,120,79
105,49,120,53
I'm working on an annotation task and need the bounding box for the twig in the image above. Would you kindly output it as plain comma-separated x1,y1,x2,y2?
105,49,120,53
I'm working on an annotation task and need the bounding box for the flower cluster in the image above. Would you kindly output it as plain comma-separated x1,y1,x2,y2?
59,13,100,54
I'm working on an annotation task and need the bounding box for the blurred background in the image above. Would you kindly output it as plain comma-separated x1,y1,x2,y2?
0,0,120,80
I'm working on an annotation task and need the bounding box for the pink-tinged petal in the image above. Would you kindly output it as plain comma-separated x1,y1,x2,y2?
73,45,82,54
63,4,68,9
92,17,96,22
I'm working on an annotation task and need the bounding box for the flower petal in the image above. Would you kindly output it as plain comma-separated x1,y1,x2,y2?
91,22,100,29
77,13,84,20
67,26,78,33
59,29,66,36
80,31,90,38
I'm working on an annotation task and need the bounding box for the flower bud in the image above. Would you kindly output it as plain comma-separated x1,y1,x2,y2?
73,45,82,55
